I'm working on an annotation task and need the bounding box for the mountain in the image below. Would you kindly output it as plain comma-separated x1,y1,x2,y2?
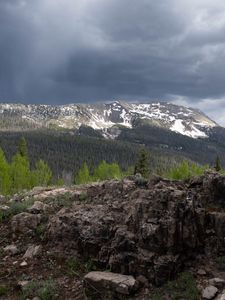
0,101,217,139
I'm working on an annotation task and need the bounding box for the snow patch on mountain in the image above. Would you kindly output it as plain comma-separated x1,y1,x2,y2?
0,101,217,139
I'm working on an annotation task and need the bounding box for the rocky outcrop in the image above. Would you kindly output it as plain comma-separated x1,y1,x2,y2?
46,172,225,286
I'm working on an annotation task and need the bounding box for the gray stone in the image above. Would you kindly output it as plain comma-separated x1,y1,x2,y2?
27,201,47,214
11,212,41,233
209,278,225,289
23,245,42,259
202,285,218,299
84,271,138,296
216,290,225,300
197,268,207,275
0,205,9,211
3,244,19,255
20,261,28,267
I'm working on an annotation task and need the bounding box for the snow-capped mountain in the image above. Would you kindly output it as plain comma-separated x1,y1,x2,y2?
0,101,217,139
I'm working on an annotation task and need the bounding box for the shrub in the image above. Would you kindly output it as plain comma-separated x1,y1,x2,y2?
152,272,199,300
0,198,35,221
22,280,57,300
165,161,209,180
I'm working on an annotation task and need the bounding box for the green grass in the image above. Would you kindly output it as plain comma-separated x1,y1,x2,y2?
22,280,57,300
66,257,97,277
66,257,81,277
152,272,199,300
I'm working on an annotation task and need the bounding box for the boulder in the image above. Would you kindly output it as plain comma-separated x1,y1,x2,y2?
3,244,19,255
11,212,41,233
27,201,47,214
202,285,218,299
209,278,225,289
84,271,138,299
216,290,225,300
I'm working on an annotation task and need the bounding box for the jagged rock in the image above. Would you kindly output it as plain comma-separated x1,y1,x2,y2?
216,290,225,300
17,280,29,288
20,261,28,267
0,205,9,211
84,271,138,298
40,173,225,286
23,245,42,259
202,285,218,299
197,269,207,275
3,244,19,255
11,212,41,233
209,278,225,289
27,201,48,214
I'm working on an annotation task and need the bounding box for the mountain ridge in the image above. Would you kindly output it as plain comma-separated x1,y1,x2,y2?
0,100,218,139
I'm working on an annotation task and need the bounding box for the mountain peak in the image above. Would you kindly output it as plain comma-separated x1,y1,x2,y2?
0,101,217,139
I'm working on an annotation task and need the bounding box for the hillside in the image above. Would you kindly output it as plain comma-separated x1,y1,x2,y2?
1,172,225,299
0,101,224,179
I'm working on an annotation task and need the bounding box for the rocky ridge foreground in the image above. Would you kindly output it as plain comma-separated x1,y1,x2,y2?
1,173,225,299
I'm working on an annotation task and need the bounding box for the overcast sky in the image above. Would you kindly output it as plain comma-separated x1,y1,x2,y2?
1,0,225,124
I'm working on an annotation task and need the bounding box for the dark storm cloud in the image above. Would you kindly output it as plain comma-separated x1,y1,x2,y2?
1,0,225,123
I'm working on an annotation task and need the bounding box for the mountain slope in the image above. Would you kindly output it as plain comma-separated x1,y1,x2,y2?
0,101,217,139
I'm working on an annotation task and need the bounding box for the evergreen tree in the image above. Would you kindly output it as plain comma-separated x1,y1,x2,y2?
18,137,28,158
215,155,221,172
31,159,52,187
134,149,150,178
75,163,91,184
10,153,31,193
0,148,11,195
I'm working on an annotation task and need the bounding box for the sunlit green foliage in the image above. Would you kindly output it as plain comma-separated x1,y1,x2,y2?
0,148,12,195
31,159,52,186
10,153,31,193
75,162,91,184
92,161,121,181
0,138,52,195
75,160,125,184
165,160,209,180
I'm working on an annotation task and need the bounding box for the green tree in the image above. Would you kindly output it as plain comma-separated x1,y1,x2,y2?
0,148,11,195
166,161,209,180
215,155,222,172
18,137,28,158
10,153,31,193
75,163,91,184
93,161,121,181
31,159,52,187
134,149,150,178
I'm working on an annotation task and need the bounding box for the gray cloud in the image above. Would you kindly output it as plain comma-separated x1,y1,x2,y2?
1,0,225,124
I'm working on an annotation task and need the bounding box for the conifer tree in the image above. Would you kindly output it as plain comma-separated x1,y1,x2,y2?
10,153,31,193
0,148,11,195
215,155,221,172
134,149,150,178
31,159,52,187
75,163,90,184
18,137,28,158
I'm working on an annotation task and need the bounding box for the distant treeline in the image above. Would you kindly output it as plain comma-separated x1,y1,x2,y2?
0,131,185,183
